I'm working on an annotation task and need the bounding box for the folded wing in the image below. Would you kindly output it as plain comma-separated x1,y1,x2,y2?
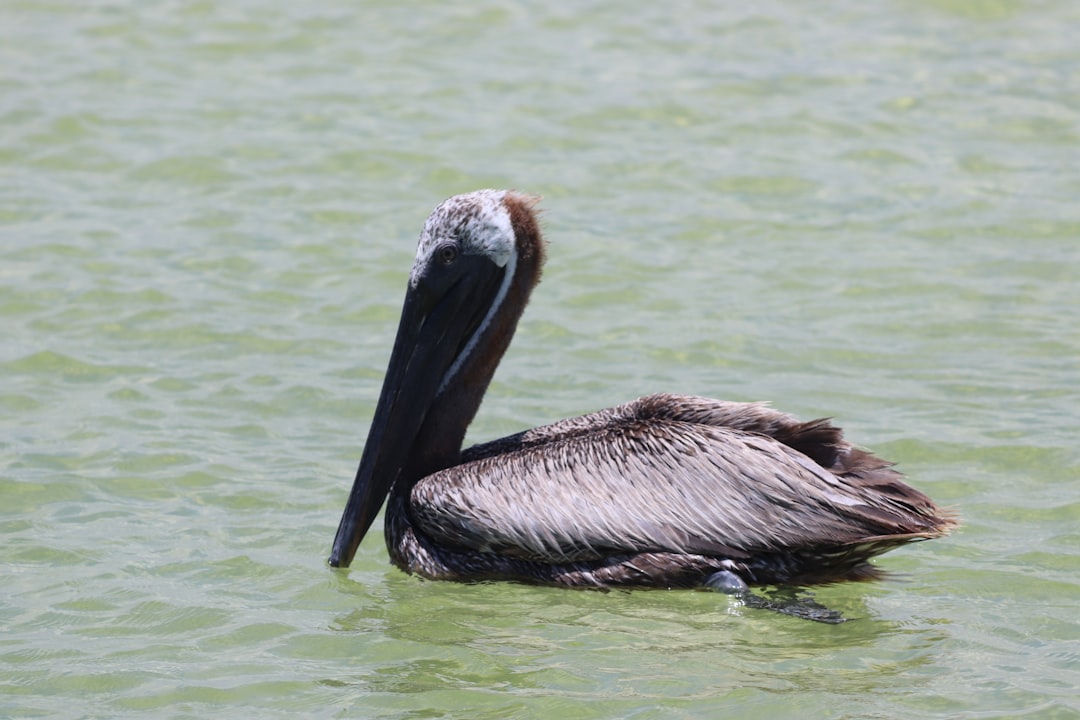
409,394,953,563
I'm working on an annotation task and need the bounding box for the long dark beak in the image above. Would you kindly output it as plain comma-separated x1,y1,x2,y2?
328,256,504,568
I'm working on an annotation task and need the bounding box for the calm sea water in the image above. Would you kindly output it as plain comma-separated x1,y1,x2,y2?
3,2,1079,718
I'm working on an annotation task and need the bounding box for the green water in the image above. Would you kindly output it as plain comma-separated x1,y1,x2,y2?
3,1,1079,717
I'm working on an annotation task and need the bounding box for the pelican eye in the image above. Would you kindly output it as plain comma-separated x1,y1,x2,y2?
436,243,459,266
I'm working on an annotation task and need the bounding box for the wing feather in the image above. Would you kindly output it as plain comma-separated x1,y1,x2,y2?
411,394,953,563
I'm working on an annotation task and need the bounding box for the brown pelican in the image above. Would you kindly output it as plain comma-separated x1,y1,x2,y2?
329,190,955,611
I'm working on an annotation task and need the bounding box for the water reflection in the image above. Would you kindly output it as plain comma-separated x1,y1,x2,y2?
328,568,953,709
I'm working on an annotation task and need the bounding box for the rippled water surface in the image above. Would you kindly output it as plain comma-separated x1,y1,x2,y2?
3,2,1079,718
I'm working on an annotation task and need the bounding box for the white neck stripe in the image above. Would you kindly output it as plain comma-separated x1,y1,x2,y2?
437,246,518,396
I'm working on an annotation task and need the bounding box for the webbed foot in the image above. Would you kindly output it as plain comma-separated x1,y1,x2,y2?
703,572,848,624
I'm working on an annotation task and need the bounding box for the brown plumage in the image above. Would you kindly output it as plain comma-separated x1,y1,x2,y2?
329,189,957,599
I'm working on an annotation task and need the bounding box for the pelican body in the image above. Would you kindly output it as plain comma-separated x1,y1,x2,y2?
328,190,955,593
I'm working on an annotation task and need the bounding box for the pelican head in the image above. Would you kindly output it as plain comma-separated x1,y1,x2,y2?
329,190,544,568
